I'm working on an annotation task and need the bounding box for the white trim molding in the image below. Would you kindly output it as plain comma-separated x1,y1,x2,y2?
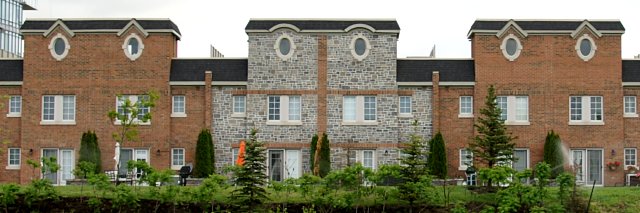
42,19,75,37
345,24,376,33
440,82,475,86
571,20,603,38
268,24,301,33
500,34,523,61
496,20,528,38
350,34,371,61
274,33,296,61
169,81,205,86
122,33,145,61
575,34,597,61
0,81,23,86
48,33,70,61
117,19,150,37
397,82,433,86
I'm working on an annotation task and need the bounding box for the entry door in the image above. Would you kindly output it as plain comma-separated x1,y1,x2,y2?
60,150,75,185
42,149,58,184
587,150,603,185
119,149,133,175
135,149,149,178
285,150,300,179
269,150,284,181
572,150,585,183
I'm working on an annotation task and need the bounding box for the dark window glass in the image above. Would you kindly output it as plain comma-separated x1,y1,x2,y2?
506,38,517,56
279,38,290,55
580,39,592,56
54,38,65,55
355,38,366,56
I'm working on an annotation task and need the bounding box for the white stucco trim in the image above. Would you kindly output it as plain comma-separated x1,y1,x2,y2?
623,82,640,86
500,34,523,61
42,20,75,37
48,33,70,61
439,82,475,86
268,24,301,32
397,82,433,86
212,81,248,86
122,33,145,61
496,20,528,38
575,34,597,61
350,34,371,61
571,21,603,38
344,24,376,33
117,19,150,37
169,81,205,86
0,81,23,86
274,33,296,61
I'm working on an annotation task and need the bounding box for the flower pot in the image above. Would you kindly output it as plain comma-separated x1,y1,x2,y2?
609,166,617,171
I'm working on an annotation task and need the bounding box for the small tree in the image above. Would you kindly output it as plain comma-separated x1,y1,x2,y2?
193,129,215,177
469,85,516,188
309,134,318,173
399,120,430,206
428,132,447,179
543,130,564,177
318,133,331,177
79,130,102,174
232,129,268,211
107,91,158,181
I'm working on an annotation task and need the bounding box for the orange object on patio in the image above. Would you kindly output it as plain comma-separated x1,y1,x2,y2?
236,140,246,166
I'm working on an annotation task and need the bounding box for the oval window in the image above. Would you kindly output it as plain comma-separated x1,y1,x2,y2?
279,38,291,56
53,38,66,56
128,38,139,55
354,38,366,56
579,39,592,57
505,38,517,56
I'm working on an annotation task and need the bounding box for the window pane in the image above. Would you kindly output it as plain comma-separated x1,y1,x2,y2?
580,39,591,56
279,38,290,55
625,149,636,166
590,96,602,121
137,95,150,120
233,96,246,113
268,96,280,121
8,148,19,165
63,96,75,120
173,96,185,113
399,96,411,114
288,96,301,121
460,149,473,167
363,151,374,169
515,96,528,121
496,96,508,121
364,96,376,121
54,38,65,55
355,38,366,56
9,96,20,113
343,96,356,121
43,96,55,121
172,149,184,166
506,38,517,56
513,150,528,172
460,96,472,114
128,38,139,55
625,96,636,114
570,96,582,121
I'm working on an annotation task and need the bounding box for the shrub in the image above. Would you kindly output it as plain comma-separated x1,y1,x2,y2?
543,130,564,177
428,132,447,179
232,129,268,211
79,130,102,174
193,129,215,178
310,133,331,177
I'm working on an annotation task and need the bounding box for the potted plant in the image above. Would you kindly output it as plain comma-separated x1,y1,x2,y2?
626,165,639,174
607,161,621,171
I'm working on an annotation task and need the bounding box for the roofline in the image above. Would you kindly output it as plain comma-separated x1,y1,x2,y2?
0,58,23,61
24,18,173,21
622,82,640,86
172,57,248,60
397,58,473,60
245,29,400,34
21,29,182,38
440,82,475,86
397,82,433,86
473,18,622,22
248,18,397,21
0,81,23,86
622,59,640,61
468,30,624,38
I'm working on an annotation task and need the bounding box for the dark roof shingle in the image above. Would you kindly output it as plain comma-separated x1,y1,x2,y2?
396,59,475,82
21,19,181,35
246,19,400,32
170,59,248,82
623,60,640,82
469,20,625,32
0,60,23,81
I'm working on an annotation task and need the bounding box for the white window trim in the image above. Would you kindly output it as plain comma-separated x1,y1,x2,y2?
48,33,70,61
114,95,151,125
274,33,296,61
356,150,377,170
171,95,187,117
459,96,474,118
6,148,20,170
350,34,371,61
500,34,522,61
512,149,530,171
624,96,638,118
40,95,76,125
575,34,597,61
342,96,378,125
624,148,637,168
459,149,473,171
7,95,21,117
568,96,604,125
122,33,144,61
171,148,185,170
266,95,302,125
398,96,412,117
232,96,246,117
497,96,530,125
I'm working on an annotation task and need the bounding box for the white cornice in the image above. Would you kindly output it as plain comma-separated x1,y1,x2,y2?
249,18,397,21
622,82,640,86
571,20,603,38
397,58,473,60
268,24,301,32
42,20,75,37
212,81,248,86
117,19,149,37
169,81,205,86
397,82,433,86
0,81,22,86
439,82,475,86
496,20,528,38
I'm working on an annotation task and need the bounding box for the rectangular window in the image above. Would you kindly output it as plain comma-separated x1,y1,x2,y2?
459,96,473,116
362,150,375,170
343,96,377,124
625,148,637,167
115,95,151,124
172,96,186,115
232,148,239,164
399,96,412,115
267,96,301,124
41,95,75,124
233,96,246,114
496,96,529,124
8,95,21,116
136,95,149,121
496,96,508,121
62,96,75,121
171,148,185,170
7,148,20,168
569,96,604,124
459,149,473,170
42,96,55,121
515,96,528,121
624,96,637,116
513,149,529,172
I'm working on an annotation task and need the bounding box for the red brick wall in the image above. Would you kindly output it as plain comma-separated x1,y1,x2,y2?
0,86,23,182
18,26,179,183
437,86,476,178
170,85,208,167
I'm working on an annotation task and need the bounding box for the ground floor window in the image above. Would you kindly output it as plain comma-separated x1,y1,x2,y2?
119,148,149,179
267,149,301,181
42,148,74,185
571,149,603,185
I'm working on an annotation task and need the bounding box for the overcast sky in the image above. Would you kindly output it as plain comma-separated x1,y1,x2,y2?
24,0,640,58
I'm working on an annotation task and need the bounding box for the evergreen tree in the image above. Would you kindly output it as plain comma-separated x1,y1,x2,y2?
543,130,564,177
428,132,447,179
309,134,318,173
193,129,214,177
399,120,430,206
233,128,268,211
319,132,331,177
78,130,101,174
469,85,516,188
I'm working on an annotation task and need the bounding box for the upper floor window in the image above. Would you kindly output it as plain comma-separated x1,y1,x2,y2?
625,148,637,168
576,34,596,61
343,96,377,124
350,34,371,61
459,96,473,117
267,95,301,125
116,95,150,124
501,34,522,61
7,95,21,117
233,96,246,116
123,33,144,61
459,149,473,170
624,96,637,117
399,96,412,117
171,95,186,117
496,96,529,125
48,33,70,61
274,34,295,61
41,95,75,125
569,96,603,125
